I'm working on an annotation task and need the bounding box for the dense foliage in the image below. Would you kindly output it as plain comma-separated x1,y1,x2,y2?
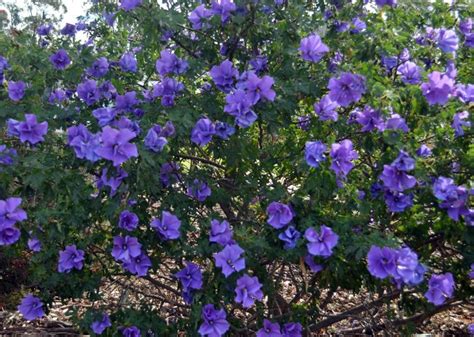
0,0,473,335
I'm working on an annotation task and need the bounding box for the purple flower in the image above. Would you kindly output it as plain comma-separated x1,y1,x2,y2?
299,33,329,63
235,274,263,308
367,246,397,279
384,190,413,212
155,49,188,76
330,140,358,178
385,114,409,132
211,0,236,24
175,262,203,291
210,219,233,246
352,106,385,132
60,23,76,36
58,244,85,273
7,114,48,145
241,72,276,104
28,237,41,252
118,210,139,231
122,326,141,337
452,111,470,137
257,319,282,337
375,0,397,7
459,18,472,35
187,179,211,202
115,91,139,112
96,126,138,166
465,32,474,48
250,55,268,74
191,118,216,146
96,168,128,197
198,304,230,337
91,313,111,335
144,125,168,152
224,89,257,128
278,226,301,250
380,165,416,192
297,115,311,130
282,323,302,337
469,264,474,279
37,24,52,36
455,84,474,103
210,59,238,93
122,251,151,276
397,61,422,85
437,29,459,53
119,52,138,73
214,121,235,140
305,225,339,257
382,56,398,73
18,294,45,321
304,254,324,273
0,197,27,227
152,77,184,107
432,178,469,221
100,81,117,100
305,141,327,168
314,95,339,121
266,202,293,229
468,324,474,335
188,5,213,30
394,247,426,286
111,235,142,263
0,145,17,166
421,71,455,106
328,72,366,107
425,273,455,305
67,124,101,162
351,17,366,34
77,79,100,106
392,150,415,171
93,108,116,127
214,244,245,277
160,162,180,187
416,144,432,157
120,0,142,11
8,81,26,101
150,211,181,240
50,49,71,70
87,57,109,77
49,88,68,104
0,223,20,246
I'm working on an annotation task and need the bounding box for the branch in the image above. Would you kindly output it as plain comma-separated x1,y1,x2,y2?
174,153,226,169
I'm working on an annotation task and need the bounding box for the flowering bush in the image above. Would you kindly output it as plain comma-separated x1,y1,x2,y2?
0,0,473,335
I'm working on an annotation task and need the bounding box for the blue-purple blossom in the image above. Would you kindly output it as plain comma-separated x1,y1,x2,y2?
120,0,142,11
299,33,329,63
455,84,474,103
77,79,100,106
250,55,268,74
8,81,26,101
144,125,168,152
266,202,293,229
314,95,339,121
257,319,282,337
96,168,128,197
240,71,275,104
210,219,233,246
122,251,151,276
100,81,117,100
115,91,139,112
49,88,68,104
155,49,188,76
452,111,470,137
28,237,41,252
87,57,109,77
93,108,116,127
394,247,426,286
329,140,358,178
7,114,48,145
459,18,473,35
224,89,257,127
384,190,413,212
119,210,139,231
198,304,230,337
187,179,211,202
305,141,327,168
211,0,236,24
421,71,455,106
67,124,101,162
235,274,263,308
380,152,416,192
191,118,216,146
352,106,385,132
58,244,85,273
278,226,301,250
60,23,76,36
351,17,366,34
328,72,366,107
188,5,213,30
119,52,138,72
282,323,302,337
210,59,238,93
91,313,111,335
437,29,459,53
0,144,17,166
214,121,235,140
37,24,52,36
122,326,141,337
152,77,184,107
18,294,45,321
96,126,138,166
304,225,339,257
432,177,470,221
175,262,203,291
367,246,398,279
111,235,142,263
214,244,245,277
0,222,20,246
375,0,397,7
160,162,180,187
385,114,409,132
150,211,181,240
397,61,422,84
416,144,432,157
50,49,71,70
425,273,455,305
